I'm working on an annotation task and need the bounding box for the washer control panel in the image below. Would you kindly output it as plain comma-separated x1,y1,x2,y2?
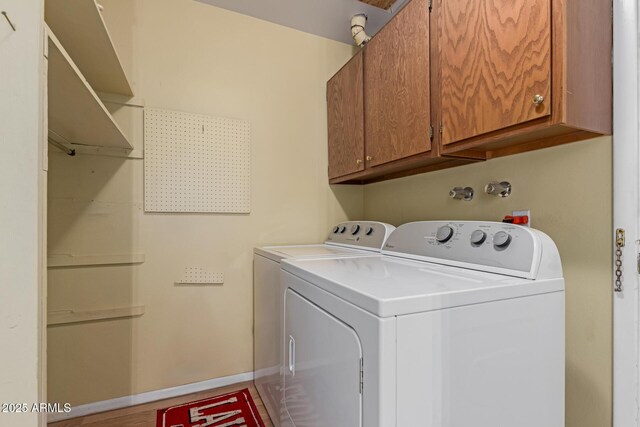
326,221,395,250
383,221,538,274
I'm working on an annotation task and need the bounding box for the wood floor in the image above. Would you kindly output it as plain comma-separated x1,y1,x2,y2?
48,381,274,427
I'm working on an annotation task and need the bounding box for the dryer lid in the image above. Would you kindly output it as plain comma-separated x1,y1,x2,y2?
282,255,564,317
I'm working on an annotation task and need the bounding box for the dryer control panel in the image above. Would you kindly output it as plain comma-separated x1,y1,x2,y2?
382,221,562,279
325,221,395,251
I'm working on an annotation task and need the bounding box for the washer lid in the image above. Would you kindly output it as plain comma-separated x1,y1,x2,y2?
282,255,564,317
254,244,374,262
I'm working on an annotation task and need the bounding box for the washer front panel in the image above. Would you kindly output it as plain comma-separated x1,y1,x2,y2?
396,292,565,427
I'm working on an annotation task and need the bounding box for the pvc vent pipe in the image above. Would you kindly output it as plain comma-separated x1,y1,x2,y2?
351,14,371,47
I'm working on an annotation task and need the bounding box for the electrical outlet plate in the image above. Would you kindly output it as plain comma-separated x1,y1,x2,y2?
512,209,531,227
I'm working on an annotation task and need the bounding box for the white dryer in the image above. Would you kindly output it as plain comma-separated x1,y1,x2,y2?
280,221,565,427
253,221,395,426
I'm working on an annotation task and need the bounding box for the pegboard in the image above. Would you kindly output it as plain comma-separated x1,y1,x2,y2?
176,267,224,285
144,108,251,213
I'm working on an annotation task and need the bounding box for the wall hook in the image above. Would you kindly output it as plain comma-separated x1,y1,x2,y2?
2,11,16,31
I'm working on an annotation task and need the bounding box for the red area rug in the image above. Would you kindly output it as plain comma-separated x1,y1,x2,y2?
156,388,266,427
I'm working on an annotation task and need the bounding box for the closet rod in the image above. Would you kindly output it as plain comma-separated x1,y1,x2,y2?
48,138,76,156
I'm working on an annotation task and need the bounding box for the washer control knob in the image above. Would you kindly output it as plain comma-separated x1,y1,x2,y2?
470,230,487,245
493,231,512,249
339,226,346,234
351,224,361,235
436,225,454,243
365,226,374,236
333,226,340,234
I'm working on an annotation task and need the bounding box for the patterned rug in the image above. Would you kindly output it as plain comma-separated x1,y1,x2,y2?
156,388,266,427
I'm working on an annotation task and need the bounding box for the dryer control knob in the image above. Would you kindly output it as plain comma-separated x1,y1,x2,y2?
333,226,340,234
493,231,512,249
470,230,487,245
436,225,454,243
351,224,361,235
339,226,346,234
365,226,374,236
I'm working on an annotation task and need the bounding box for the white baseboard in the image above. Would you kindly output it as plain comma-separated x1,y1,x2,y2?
48,371,254,423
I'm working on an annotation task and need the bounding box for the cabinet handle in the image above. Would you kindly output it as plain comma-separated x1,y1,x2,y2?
532,94,545,106
366,156,373,161
288,335,296,376
356,159,363,165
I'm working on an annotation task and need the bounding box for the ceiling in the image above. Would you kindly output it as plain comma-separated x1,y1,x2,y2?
194,0,408,45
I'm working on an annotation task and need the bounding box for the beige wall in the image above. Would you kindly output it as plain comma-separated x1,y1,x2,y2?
47,1,613,425
0,0,47,425
363,137,613,427
47,0,362,405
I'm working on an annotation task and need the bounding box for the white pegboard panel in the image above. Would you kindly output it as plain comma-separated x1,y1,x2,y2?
144,108,250,213
176,267,224,285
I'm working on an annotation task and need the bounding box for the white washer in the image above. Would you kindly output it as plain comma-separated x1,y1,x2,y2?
280,221,565,427
253,221,395,426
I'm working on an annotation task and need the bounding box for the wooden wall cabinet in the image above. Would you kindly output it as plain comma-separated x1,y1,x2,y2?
327,0,612,184
328,0,474,184
437,0,612,159
364,0,431,167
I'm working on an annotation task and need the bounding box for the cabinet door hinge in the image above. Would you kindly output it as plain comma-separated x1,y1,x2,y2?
359,358,364,394
440,123,444,134
429,125,434,141
428,0,433,12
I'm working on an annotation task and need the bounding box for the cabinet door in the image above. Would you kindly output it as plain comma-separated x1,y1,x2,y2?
327,51,365,180
440,0,551,145
364,0,431,168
